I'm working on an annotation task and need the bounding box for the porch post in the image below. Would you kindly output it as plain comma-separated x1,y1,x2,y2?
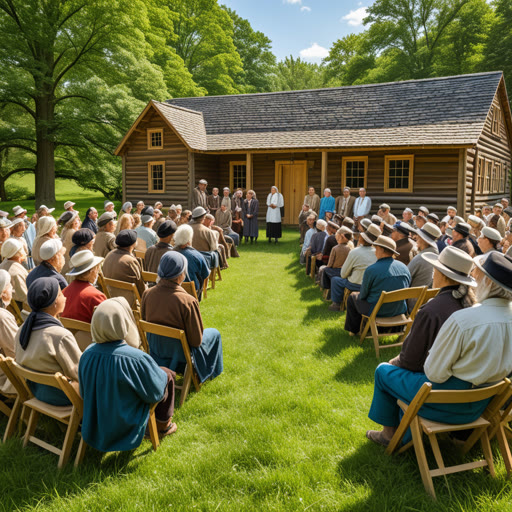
321,151,328,192
246,152,253,190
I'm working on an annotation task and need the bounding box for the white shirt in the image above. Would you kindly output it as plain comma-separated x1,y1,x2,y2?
353,196,371,217
340,245,377,285
266,193,284,223
424,298,512,386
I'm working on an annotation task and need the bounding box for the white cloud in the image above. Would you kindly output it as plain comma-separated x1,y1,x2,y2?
284,0,302,4
300,6,311,11
342,7,367,26
300,43,329,60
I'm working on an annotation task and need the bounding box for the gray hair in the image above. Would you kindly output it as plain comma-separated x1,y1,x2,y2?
174,224,193,247
476,274,512,303
205,214,215,221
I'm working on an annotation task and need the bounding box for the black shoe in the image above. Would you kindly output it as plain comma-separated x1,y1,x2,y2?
274,239,278,244
268,238,271,243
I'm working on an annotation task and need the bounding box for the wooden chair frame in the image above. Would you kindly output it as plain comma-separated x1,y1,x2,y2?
135,238,147,252
134,249,146,260
59,317,92,334
132,309,150,353
142,272,199,301
142,270,157,284
8,299,23,326
386,379,510,499
340,287,351,312
359,286,427,358
7,358,84,468
310,255,317,280
138,320,201,406
102,276,142,311
97,271,110,298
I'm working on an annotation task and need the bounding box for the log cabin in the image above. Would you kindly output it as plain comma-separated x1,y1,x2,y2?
115,71,511,224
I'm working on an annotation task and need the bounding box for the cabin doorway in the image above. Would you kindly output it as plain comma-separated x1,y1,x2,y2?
275,160,307,225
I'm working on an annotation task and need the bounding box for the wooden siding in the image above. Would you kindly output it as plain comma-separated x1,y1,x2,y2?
123,109,190,208
194,153,220,191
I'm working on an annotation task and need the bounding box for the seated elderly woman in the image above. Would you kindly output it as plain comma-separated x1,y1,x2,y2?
141,252,223,383
172,224,210,301
59,210,81,276
15,277,82,406
26,239,68,290
79,299,176,452
69,228,95,258
61,250,106,350
0,238,28,307
366,251,512,447
0,270,18,397
32,216,58,266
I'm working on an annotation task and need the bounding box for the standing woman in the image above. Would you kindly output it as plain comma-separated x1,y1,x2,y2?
266,186,284,244
60,211,81,276
242,190,259,244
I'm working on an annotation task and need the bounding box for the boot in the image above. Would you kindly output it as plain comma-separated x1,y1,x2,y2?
328,302,341,312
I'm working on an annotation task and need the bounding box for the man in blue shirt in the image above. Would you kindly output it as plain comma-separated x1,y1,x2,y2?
344,235,411,335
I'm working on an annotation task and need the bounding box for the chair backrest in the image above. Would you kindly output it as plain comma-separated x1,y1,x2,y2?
142,271,157,283
0,355,29,401
369,286,427,322
134,249,146,260
132,309,149,353
8,299,23,326
97,271,110,298
182,281,198,300
414,288,440,312
59,317,92,334
135,238,146,251
102,277,142,308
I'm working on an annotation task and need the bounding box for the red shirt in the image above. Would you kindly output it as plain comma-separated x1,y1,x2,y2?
62,280,106,323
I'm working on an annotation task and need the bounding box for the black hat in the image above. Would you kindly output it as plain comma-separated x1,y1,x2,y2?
157,220,177,238
453,222,470,238
474,251,512,293
115,229,137,248
71,228,95,247
394,221,416,237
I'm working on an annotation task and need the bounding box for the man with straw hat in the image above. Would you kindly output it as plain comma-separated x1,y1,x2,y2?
344,235,411,336
391,221,416,265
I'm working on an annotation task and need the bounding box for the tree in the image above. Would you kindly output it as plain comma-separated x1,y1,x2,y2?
166,0,244,96
224,7,276,93
0,0,171,206
271,56,325,92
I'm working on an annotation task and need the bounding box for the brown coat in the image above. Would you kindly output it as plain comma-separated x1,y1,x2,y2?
93,230,116,258
395,238,415,265
208,195,221,216
304,194,320,214
335,195,356,218
327,243,351,268
0,307,18,394
192,187,208,210
102,248,146,306
452,237,475,257
141,280,203,347
191,221,218,252
0,259,28,303
145,242,173,274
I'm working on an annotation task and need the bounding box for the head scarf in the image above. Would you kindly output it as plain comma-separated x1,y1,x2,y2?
122,202,132,212
157,251,188,280
19,277,62,350
91,297,132,344
36,216,56,237
70,228,95,257
0,269,10,298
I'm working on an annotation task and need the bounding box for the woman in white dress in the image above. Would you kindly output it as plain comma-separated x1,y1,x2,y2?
266,186,284,244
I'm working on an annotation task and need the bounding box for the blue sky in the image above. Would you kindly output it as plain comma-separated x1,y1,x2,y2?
222,0,371,62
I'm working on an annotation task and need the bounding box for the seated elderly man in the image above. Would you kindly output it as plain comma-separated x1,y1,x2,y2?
306,219,328,276
203,213,231,267
0,239,28,307
300,214,317,265
329,224,379,311
93,212,116,257
79,298,177,451
215,204,240,246
0,270,18,397
135,207,158,249
366,251,512,447
477,226,501,257
145,220,177,274
319,221,341,266
319,226,353,291
378,204,397,226
344,235,411,335
391,221,416,265
190,207,220,269
298,204,313,244
141,251,223,383
402,208,415,227
102,229,146,307
26,239,68,290
172,224,210,301
448,222,474,256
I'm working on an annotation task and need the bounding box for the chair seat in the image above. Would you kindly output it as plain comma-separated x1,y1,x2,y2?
375,315,411,327
24,398,73,421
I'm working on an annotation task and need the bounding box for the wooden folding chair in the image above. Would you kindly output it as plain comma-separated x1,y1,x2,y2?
102,277,142,311
203,277,209,299
135,238,146,252
340,287,351,313
385,379,509,499
181,281,199,300
0,354,30,442
97,271,110,298
134,249,146,260
7,358,84,468
142,270,157,284
132,309,149,353
8,299,24,326
138,320,201,406
401,288,440,340
59,317,91,334
310,255,317,280
359,286,427,358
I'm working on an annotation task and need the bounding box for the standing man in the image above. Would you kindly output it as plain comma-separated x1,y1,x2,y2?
304,186,320,215
208,187,222,217
192,179,209,210
298,204,313,244
335,187,356,219
353,188,372,225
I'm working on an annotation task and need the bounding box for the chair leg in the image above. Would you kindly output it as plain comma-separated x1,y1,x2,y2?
480,429,496,477
74,436,87,467
203,278,208,298
370,320,381,358
359,318,370,344
210,271,216,289
3,397,21,442
427,433,445,472
410,416,436,499
496,424,512,478
0,399,11,418
147,409,160,451
23,409,40,448
216,267,222,281
58,411,81,469
180,365,193,406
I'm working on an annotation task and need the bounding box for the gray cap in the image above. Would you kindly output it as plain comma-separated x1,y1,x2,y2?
481,226,502,242
98,212,116,227
192,206,207,219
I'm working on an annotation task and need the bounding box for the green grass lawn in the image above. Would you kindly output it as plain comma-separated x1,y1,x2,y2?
1,229,512,511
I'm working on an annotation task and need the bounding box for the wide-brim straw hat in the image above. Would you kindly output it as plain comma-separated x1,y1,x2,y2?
417,223,442,248
474,251,512,293
66,250,104,276
361,223,382,245
372,235,400,256
421,246,477,287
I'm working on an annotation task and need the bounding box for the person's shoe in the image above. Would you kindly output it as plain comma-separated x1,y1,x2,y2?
328,302,341,311
268,238,271,243
366,430,390,447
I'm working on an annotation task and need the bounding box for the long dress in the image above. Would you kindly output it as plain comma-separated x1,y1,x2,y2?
242,199,259,238
266,191,284,239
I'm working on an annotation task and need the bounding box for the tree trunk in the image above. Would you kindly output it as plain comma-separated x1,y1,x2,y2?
35,94,56,208
0,177,6,202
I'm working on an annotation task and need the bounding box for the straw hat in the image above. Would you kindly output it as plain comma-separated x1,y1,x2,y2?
418,206,429,215
379,203,390,210
0,218,13,229
372,235,399,256
66,250,104,276
421,246,476,286
474,251,512,293
64,201,75,210
360,218,372,230
12,205,27,216
361,223,382,244
416,223,442,248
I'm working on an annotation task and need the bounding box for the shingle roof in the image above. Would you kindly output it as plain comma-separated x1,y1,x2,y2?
163,72,503,151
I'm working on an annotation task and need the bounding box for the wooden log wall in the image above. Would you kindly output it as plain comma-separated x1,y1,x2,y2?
123,112,190,208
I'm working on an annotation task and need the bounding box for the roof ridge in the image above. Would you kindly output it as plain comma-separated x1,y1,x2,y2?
166,71,503,101
154,100,203,116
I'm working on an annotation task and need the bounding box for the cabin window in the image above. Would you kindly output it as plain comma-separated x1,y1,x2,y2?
147,129,163,150
342,156,368,190
491,105,502,137
476,156,486,194
484,160,493,193
230,161,247,191
148,161,165,193
384,155,414,193
498,162,507,193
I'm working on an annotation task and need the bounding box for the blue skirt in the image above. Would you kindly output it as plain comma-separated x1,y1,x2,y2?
148,328,223,383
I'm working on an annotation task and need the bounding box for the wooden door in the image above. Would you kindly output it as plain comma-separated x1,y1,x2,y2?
275,161,307,225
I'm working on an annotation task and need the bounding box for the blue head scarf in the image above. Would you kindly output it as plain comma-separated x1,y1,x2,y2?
157,251,188,281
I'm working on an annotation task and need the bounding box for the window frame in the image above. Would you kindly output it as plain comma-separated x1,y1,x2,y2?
476,156,486,194
384,155,414,193
483,159,493,194
148,161,165,193
147,128,164,150
491,105,502,137
229,161,247,191
341,156,368,191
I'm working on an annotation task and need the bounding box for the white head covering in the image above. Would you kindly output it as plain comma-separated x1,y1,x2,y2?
0,269,11,294
1,238,23,259
36,216,57,236
91,297,139,346
40,239,63,261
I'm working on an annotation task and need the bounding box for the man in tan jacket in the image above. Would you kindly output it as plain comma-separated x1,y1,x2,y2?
192,179,209,210
93,212,116,258
190,207,219,269
102,229,146,307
